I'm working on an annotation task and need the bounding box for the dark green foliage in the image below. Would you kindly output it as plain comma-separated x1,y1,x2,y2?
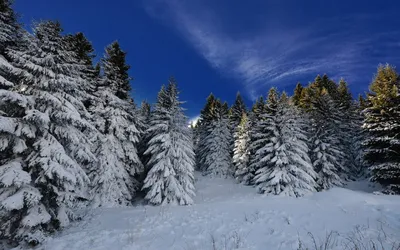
321,74,339,99
310,91,345,189
229,91,247,129
337,79,352,110
363,64,400,194
102,41,131,100
0,0,19,52
65,32,95,66
292,82,303,106
266,87,279,114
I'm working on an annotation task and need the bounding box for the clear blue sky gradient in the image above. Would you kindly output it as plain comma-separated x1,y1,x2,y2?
14,0,400,118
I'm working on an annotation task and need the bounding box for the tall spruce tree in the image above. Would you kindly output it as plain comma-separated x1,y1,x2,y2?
202,99,233,177
1,20,97,244
0,0,19,53
245,96,267,185
253,93,317,196
138,100,151,169
310,90,345,189
337,79,352,110
229,91,247,129
101,41,131,100
336,79,363,178
142,78,195,205
0,3,46,246
292,82,303,106
249,89,279,186
0,0,21,90
321,74,339,100
363,64,400,194
196,93,217,171
88,41,143,207
233,112,251,183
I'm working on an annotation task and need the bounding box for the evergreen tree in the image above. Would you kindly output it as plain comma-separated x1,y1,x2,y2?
65,32,95,66
337,79,352,110
358,94,368,110
1,20,96,244
138,100,152,177
348,102,365,176
101,41,131,100
142,78,195,205
299,87,313,111
336,79,363,178
0,0,21,90
253,93,317,196
249,89,279,186
233,112,251,183
0,3,47,245
310,90,345,189
363,64,400,194
196,93,217,171
0,0,19,53
202,99,233,177
245,96,266,185
0,88,44,245
292,82,303,106
321,74,339,100
88,41,143,207
229,91,247,129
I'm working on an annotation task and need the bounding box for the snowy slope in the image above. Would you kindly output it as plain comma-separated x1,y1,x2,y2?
34,173,400,250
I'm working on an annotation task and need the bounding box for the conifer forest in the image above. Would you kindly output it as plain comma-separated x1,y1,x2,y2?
0,0,400,249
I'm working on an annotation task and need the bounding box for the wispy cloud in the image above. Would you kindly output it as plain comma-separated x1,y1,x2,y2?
144,0,400,99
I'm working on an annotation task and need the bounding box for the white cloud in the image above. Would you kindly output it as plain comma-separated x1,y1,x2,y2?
144,0,400,99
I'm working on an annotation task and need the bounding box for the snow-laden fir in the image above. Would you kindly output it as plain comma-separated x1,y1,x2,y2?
142,79,195,205
88,42,143,207
202,101,233,177
253,93,317,197
233,112,251,183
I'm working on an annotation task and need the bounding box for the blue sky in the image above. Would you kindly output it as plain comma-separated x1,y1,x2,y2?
14,0,400,118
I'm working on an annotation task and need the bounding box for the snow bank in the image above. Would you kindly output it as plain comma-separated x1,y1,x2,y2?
35,173,400,250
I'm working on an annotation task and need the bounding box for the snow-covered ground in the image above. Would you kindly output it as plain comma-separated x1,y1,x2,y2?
35,173,400,250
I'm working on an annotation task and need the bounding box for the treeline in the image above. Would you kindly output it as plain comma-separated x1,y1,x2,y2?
0,1,194,246
194,76,363,195
194,65,400,198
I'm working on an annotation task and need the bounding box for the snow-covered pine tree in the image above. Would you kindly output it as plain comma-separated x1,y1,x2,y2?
1,20,97,244
233,112,251,183
138,100,151,170
310,89,345,190
292,82,303,107
244,96,266,185
142,78,195,205
253,92,317,196
88,41,143,207
0,0,19,53
229,91,247,130
64,32,98,108
250,88,279,184
202,101,233,177
363,64,400,194
0,4,49,245
195,93,217,171
337,79,364,178
321,74,339,100
0,88,46,246
0,0,21,90
348,101,365,177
